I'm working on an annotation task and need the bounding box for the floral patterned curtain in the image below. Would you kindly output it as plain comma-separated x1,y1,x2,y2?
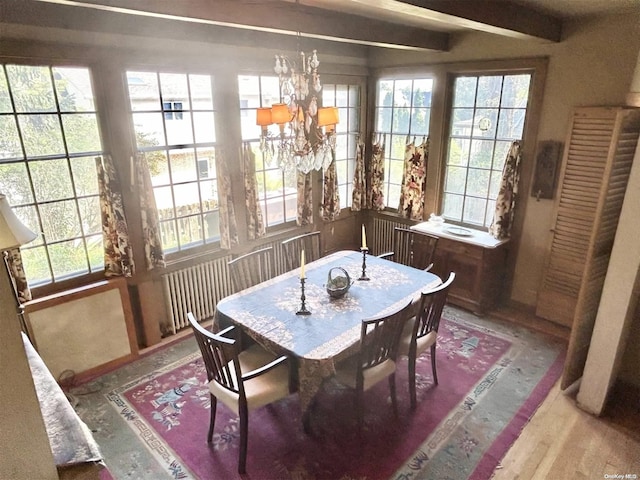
216,148,239,249
96,155,135,277
398,138,429,220
134,154,165,270
489,141,522,240
351,139,366,212
243,143,265,241
5,248,31,302
297,171,313,226
368,134,386,210
320,149,340,222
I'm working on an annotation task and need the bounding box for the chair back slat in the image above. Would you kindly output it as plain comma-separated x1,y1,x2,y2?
415,272,455,339
281,231,321,271
228,246,275,291
187,312,244,397
390,227,438,270
360,300,413,370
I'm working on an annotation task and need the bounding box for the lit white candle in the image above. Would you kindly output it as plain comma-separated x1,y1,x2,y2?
361,224,367,249
300,249,305,279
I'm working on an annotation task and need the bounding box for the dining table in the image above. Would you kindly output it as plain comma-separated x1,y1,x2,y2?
215,249,441,424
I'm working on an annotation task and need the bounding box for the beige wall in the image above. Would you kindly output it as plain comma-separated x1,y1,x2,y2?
369,12,640,306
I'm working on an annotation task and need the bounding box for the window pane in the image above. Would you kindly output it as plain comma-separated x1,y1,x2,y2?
502,75,531,108
469,139,494,168
451,108,474,137
453,77,477,108
473,109,498,139
133,112,165,145
40,200,82,243
189,74,213,110
477,76,503,107
448,138,470,167
378,80,393,106
0,162,33,204
497,108,526,139
54,67,96,112
166,111,194,145
61,113,102,153
30,159,73,202
21,246,52,285
444,166,467,194
0,70,11,113
19,114,65,156
70,156,100,196
78,196,101,235
127,72,160,111
193,111,215,143
466,168,490,197
463,196,487,225
7,65,56,112
0,116,22,159
442,193,463,220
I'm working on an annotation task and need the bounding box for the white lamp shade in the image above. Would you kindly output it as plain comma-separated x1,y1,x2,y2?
0,194,37,250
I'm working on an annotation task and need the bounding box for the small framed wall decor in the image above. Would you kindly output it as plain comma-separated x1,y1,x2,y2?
531,140,563,200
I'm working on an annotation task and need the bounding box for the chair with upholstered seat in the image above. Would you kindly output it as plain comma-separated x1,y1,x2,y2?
334,299,413,428
281,231,322,271
377,227,439,271
187,312,293,474
397,272,455,409
228,246,274,292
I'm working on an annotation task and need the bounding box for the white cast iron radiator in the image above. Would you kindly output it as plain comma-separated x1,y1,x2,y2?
372,217,408,256
161,255,233,334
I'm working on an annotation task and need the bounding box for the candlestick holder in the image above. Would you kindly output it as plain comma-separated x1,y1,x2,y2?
358,247,370,281
296,277,311,315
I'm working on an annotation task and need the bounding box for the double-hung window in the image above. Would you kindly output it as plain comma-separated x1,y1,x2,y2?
442,73,532,227
238,74,297,227
322,83,361,209
374,78,433,209
0,64,105,286
126,71,219,253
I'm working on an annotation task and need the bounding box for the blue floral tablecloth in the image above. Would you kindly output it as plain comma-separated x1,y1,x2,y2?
216,250,441,412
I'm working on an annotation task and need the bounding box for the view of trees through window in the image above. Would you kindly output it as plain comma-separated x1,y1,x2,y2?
0,64,105,286
442,73,532,227
374,78,433,209
126,71,219,253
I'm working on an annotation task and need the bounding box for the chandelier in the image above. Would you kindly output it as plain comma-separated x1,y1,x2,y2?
256,49,339,174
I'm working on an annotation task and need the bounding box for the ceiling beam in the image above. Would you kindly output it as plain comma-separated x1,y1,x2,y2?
29,0,451,51
379,0,563,41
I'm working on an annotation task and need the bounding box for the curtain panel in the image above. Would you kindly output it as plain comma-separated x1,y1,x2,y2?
297,171,313,226
216,149,239,250
368,135,386,210
243,144,265,241
351,139,366,212
489,141,522,240
135,154,166,270
320,149,340,222
5,248,31,302
96,155,135,277
398,138,429,221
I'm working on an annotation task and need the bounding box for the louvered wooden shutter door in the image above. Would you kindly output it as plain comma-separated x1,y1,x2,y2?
535,106,640,389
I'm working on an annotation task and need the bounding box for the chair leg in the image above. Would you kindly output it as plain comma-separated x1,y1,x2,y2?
207,394,217,443
238,406,248,474
408,355,417,410
431,344,438,385
389,372,398,416
355,387,364,430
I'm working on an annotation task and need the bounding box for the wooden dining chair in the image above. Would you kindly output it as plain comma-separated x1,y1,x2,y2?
397,272,455,409
377,227,439,271
334,299,413,428
227,246,274,292
281,231,321,271
187,312,293,474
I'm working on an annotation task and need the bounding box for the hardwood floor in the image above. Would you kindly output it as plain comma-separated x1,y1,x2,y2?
491,305,640,479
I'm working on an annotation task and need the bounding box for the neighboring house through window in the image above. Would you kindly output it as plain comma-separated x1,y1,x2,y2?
126,71,219,253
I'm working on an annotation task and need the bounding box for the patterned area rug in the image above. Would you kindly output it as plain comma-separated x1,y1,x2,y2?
75,307,565,480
